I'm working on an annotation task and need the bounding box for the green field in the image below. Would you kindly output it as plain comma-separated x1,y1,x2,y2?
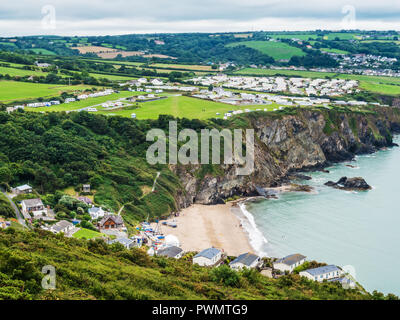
320,48,350,54
30,48,56,55
0,66,48,77
72,228,105,240
234,68,338,78
0,81,95,103
97,95,281,120
267,33,318,41
227,41,305,60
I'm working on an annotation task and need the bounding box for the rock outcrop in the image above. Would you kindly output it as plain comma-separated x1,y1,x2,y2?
324,177,372,190
173,108,400,207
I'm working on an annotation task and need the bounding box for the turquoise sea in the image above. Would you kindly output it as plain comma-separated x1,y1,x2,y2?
242,136,400,295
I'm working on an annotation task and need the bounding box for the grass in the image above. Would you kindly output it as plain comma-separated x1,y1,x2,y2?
98,95,282,120
320,48,350,54
0,81,95,103
266,33,319,41
234,68,338,78
150,63,214,71
0,66,49,77
226,41,305,60
29,48,56,55
72,228,106,240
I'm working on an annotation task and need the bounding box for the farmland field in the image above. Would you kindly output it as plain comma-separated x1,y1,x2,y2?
29,48,56,55
320,48,350,54
266,33,318,40
234,68,338,78
226,41,305,60
0,81,96,103
0,66,49,77
149,63,214,71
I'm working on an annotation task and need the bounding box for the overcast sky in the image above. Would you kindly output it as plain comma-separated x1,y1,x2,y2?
0,0,399,37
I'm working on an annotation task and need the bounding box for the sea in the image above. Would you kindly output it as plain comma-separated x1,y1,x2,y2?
239,135,400,295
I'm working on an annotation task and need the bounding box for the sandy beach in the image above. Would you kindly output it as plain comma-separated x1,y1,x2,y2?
154,202,254,256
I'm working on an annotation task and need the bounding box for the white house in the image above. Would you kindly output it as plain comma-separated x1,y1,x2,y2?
151,79,163,86
88,206,106,220
156,246,183,259
21,198,45,216
193,248,222,266
131,113,137,119
273,253,306,273
229,253,261,270
13,184,33,195
299,265,342,282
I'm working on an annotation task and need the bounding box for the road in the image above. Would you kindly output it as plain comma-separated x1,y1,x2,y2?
0,188,28,228
152,172,161,192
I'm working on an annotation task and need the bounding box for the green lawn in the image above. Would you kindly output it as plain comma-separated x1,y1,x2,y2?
359,81,400,95
227,41,305,60
0,81,95,103
98,95,281,120
234,68,338,78
0,66,49,77
73,228,105,240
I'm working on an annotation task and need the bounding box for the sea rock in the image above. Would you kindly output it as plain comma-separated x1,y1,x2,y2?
288,173,312,181
289,184,314,192
324,177,371,191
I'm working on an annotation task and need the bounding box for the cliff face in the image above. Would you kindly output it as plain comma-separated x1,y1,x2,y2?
173,108,400,207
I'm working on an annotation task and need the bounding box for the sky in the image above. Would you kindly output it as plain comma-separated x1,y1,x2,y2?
0,0,399,37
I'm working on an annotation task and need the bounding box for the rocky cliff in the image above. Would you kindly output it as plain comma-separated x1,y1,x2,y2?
172,107,400,207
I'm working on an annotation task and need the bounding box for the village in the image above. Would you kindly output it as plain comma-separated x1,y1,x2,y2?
0,181,358,290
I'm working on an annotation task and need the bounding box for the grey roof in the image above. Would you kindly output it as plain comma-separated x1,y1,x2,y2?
230,253,260,267
157,246,183,258
275,253,306,266
194,248,221,260
99,215,123,226
109,237,134,246
51,220,73,232
89,207,102,214
22,198,43,208
302,265,340,276
16,184,32,191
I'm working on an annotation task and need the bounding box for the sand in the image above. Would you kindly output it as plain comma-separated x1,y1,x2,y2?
154,202,254,256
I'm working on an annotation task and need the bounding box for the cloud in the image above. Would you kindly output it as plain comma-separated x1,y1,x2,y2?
0,0,399,36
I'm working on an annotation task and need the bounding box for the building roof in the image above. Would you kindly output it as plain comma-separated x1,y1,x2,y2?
22,198,43,208
16,184,32,191
302,265,340,277
194,248,221,260
77,196,93,204
89,207,102,214
109,237,134,246
51,220,73,232
230,253,260,267
275,253,306,266
157,246,183,258
99,215,123,226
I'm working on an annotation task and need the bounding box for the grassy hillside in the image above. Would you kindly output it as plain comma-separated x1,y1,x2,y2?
226,41,306,60
0,227,388,300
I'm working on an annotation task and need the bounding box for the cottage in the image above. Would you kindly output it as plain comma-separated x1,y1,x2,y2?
21,198,45,215
13,184,33,195
299,265,342,282
156,246,183,259
88,206,106,220
273,253,306,273
82,184,91,193
98,215,124,230
229,253,261,270
48,220,74,235
108,237,135,249
193,248,222,266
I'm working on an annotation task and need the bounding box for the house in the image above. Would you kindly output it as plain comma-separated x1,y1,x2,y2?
13,184,33,195
193,248,222,266
98,215,124,230
65,98,76,103
48,220,74,235
229,253,261,270
77,196,93,205
108,237,135,249
88,206,106,220
82,184,91,193
156,246,183,259
131,113,137,119
151,79,163,86
273,253,306,273
299,265,342,282
21,198,45,215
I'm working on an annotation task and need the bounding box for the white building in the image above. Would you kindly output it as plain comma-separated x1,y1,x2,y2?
273,253,306,273
299,265,342,282
48,220,74,235
108,237,135,249
13,184,33,195
156,246,183,259
193,248,222,266
88,206,106,220
229,253,261,270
